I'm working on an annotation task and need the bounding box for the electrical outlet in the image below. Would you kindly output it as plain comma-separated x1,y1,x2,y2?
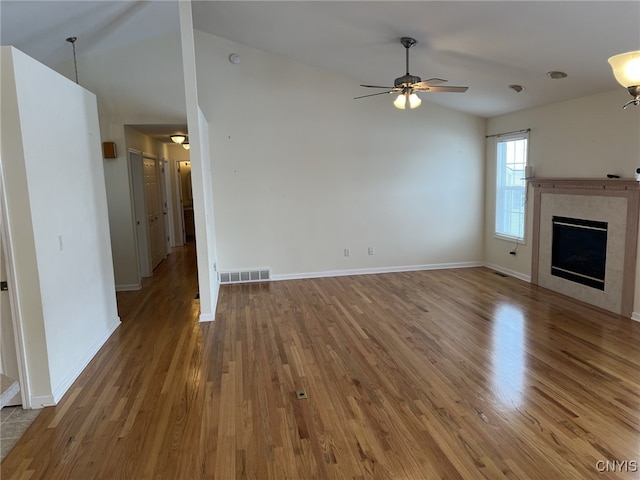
344,248,350,257
368,247,375,255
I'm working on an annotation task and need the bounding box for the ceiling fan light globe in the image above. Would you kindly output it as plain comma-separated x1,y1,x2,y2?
608,51,640,87
393,93,407,109
408,93,422,109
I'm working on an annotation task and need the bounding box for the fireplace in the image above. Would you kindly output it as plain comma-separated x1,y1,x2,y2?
530,178,640,316
551,216,607,290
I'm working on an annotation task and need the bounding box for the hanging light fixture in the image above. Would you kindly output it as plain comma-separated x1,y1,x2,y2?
170,134,187,144
608,51,640,108
393,90,422,110
393,93,407,109
182,142,190,150
66,36,79,84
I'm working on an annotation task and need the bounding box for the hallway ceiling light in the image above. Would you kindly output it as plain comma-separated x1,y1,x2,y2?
608,51,640,108
182,142,190,150
170,134,186,144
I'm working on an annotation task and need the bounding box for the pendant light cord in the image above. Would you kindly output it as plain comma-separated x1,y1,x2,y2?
66,37,78,84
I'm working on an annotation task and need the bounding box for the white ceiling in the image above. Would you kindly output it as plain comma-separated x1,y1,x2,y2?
2,1,639,119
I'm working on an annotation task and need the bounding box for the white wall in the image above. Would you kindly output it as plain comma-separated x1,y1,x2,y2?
484,89,640,310
179,3,218,320
195,31,486,277
125,128,170,159
0,48,51,404
0,47,120,406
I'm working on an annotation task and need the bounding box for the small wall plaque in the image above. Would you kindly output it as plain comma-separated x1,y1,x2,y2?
102,141,117,159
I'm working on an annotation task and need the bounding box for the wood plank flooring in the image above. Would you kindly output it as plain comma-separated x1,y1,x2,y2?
2,244,639,479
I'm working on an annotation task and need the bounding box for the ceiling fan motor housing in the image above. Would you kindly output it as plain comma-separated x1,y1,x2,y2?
394,74,422,87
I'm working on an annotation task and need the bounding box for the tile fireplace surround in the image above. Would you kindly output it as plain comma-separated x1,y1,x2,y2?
530,178,640,317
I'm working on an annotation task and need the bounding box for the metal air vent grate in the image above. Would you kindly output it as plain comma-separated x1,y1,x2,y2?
219,268,271,284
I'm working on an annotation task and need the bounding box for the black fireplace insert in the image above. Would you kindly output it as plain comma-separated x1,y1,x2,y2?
551,216,607,290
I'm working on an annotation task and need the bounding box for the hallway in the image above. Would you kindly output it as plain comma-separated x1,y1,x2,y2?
1,243,203,478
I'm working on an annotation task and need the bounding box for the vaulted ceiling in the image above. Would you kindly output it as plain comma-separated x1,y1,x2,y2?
2,1,638,118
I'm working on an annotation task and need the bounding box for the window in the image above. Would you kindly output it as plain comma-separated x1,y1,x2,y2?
495,134,528,242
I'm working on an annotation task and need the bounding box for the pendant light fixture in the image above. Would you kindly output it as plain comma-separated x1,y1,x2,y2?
170,134,187,144
608,51,640,108
66,36,79,84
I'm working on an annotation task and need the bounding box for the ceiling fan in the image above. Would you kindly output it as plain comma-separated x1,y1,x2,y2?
355,37,469,109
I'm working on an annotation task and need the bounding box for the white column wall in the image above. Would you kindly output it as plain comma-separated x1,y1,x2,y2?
0,47,120,406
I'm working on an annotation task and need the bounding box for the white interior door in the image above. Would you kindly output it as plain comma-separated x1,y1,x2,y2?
0,218,21,406
130,151,151,277
143,155,165,270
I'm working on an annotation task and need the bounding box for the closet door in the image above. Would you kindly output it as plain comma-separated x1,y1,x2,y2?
143,155,165,270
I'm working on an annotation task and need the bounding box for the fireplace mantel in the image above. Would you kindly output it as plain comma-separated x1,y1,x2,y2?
529,177,640,191
530,177,640,317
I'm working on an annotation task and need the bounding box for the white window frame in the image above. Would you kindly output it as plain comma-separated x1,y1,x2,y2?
494,132,529,243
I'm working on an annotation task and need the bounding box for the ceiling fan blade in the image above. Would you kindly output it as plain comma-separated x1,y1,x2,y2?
360,84,394,89
414,85,469,93
354,91,393,99
413,78,448,88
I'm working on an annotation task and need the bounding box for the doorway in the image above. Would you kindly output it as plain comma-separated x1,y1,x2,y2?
178,161,195,242
121,125,204,313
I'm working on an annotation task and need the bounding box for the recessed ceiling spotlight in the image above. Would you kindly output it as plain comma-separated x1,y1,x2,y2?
547,71,568,79
228,53,240,64
509,84,526,93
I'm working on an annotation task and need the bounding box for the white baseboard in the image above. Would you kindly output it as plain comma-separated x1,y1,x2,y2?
29,395,56,409
199,312,215,322
271,261,483,282
483,263,531,283
115,283,141,292
51,317,121,404
631,312,640,322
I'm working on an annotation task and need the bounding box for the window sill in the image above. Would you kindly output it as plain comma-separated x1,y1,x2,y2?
494,234,526,245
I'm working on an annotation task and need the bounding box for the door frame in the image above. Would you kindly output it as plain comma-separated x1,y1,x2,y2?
0,165,29,408
175,161,186,246
160,158,173,251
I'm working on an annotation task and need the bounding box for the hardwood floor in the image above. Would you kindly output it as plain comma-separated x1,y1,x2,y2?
2,245,639,479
